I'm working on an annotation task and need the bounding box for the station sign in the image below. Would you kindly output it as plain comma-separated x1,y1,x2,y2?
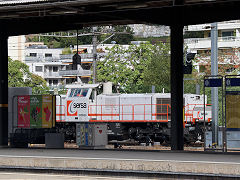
225,78,240,87
204,78,222,87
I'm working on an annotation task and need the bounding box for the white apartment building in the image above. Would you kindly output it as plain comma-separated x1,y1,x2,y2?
185,20,240,53
185,20,240,72
25,45,91,89
8,35,26,62
24,44,122,89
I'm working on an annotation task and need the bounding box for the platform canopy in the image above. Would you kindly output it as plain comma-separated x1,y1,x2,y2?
0,0,239,35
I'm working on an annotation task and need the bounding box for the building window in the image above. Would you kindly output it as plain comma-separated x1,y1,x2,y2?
53,80,58,85
30,53,37,57
204,50,211,54
49,80,52,85
45,53,52,57
35,66,43,72
222,31,233,37
53,66,58,72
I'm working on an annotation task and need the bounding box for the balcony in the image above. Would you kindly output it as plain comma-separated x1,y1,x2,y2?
59,69,92,77
49,84,65,90
60,53,107,62
60,54,93,60
185,36,240,50
44,72,61,78
45,57,60,62
25,56,60,62
25,56,42,62
186,21,240,31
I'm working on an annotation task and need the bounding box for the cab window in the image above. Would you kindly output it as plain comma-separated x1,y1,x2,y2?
73,89,81,97
69,89,75,97
81,89,88,97
69,88,89,97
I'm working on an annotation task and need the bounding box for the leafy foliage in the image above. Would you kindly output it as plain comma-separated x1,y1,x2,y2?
62,47,72,55
8,58,49,94
27,74,50,94
134,36,169,45
8,57,30,87
143,42,170,93
188,49,240,125
27,25,135,48
194,48,240,76
97,42,170,93
99,25,135,45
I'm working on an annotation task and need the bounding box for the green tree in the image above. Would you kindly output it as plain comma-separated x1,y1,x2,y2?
8,57,30,87
143,42,170,93
26,74,50,94
187,49,240,125
8,58,49,94
62,47,72,55
27,26,135,48
135,36,169,45
97,43,149,93
97,42,170,93
99,25,135,45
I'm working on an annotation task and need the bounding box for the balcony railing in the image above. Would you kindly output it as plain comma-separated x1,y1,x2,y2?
60,53,107,61
44,72,60,78
185,36,240,44
59,69,92,76
25,56,60,62
49,84,65,90
60,54,93,60
26,53,107,62
45,57,60,62
25,56,42,62
186,20,240,31
185,36,240,50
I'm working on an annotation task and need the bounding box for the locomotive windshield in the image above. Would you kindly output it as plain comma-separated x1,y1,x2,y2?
69,88,89,97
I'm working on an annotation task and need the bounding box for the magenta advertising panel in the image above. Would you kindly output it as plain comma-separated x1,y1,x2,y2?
17,95,30,128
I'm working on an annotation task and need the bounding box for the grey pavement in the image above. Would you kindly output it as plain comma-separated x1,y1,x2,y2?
0,148,239,164
0,148,239,178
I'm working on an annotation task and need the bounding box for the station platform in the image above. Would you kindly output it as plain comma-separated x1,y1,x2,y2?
0,148,239,179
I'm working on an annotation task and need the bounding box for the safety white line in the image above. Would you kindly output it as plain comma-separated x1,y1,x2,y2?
0,154,239,165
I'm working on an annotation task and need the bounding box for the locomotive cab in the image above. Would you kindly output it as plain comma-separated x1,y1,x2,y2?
56,84,99,123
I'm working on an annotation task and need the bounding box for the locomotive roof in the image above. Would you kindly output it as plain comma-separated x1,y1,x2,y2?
98,93,204,98
65,83,100,89
98,93,171,97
